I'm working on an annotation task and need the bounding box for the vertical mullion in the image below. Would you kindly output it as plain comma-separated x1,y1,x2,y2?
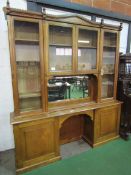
98,28,103,102
113,31,120,99
43,21,49,112
8,16,20,114
71,25,76,74
39,20,45,111
74,26,78,74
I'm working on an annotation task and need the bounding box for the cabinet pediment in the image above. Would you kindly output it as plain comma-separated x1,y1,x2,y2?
45,14,99,27
4,7,121,30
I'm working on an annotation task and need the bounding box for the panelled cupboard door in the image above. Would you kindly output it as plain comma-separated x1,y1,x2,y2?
10,17,44,113
13,118,59,169
100,30,119,100
94,105,120,144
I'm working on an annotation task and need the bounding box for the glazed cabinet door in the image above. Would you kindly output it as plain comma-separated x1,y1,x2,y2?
94,105,121,145
77,26,100,73
100,30,119,100
14,118,60,171
47,22,74,74
9,17,44,113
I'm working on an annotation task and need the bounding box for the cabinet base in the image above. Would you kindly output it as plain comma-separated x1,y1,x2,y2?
16,156,61,174
93,135,119,147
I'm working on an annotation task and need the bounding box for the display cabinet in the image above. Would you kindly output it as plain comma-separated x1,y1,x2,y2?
4,7,122,174
117,53,131,139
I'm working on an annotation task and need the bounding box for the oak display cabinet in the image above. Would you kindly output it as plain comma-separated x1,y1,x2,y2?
4,7,122,174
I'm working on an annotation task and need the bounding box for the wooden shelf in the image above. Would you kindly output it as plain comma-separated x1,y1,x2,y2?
103,73,114,75
15,38,39,44
104,45,116,48
103,56,115,59
16,60,40,62
78,46,97,49
102,82,113,85
49,43,72,47
19,92,41,99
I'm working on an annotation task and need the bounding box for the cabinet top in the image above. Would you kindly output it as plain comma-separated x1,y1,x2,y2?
10,100,122,125
3,7,122,31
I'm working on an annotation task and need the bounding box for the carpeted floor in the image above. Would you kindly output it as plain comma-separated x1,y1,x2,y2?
23,138,131,175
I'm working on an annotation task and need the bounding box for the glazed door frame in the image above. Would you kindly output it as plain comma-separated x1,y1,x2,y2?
99,28,120,102
45,21,75,76
76,25,100,75
7,16,45,114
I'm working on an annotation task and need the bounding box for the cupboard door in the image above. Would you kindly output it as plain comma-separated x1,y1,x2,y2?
94,105,120,144
14,19,43,112
77,27,99,72
48,23,73,73
14,118,59,170
101,30,118,99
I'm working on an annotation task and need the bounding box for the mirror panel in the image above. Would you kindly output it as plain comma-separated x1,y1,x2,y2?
48,75,90,102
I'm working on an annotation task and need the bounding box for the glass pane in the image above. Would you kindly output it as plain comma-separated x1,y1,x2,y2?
49,25,72,72
78,29,97,71
101,31,117,99
48,76,90,102
14,21,42,111
104,32,117,47
15,21,39,41
102,47,116,74
102,75,114,98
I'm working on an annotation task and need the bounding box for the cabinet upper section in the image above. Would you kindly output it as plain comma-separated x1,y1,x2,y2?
4,7,122,115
